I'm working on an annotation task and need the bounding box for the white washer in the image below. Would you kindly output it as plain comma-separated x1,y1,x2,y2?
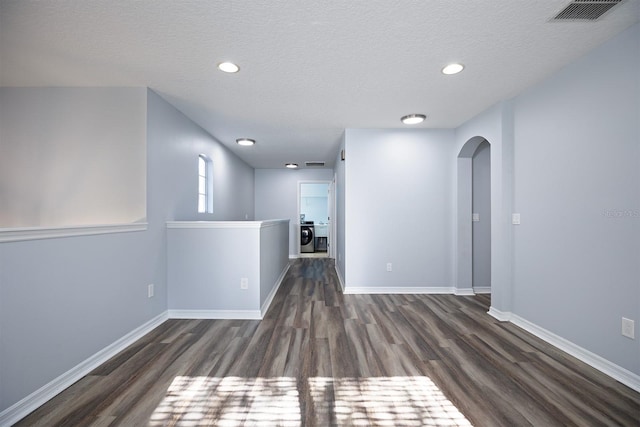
300,223,315,253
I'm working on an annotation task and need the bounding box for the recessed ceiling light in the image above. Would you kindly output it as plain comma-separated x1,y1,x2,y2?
218,62,240,73
285,163,299,169
442,63,464,75
401,114,426,125
236,138,255,146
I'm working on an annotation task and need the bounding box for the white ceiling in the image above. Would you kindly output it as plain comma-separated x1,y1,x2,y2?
1,0,639,169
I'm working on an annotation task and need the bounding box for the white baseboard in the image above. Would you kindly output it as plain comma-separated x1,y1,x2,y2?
454,287,475,296
344,286,455,295
473,286,491,294
168,309,262,320
488,308,640,393
261,263,290,317
168,263,290,321
334,265,345,292
0,311,168,427
487,306,511,322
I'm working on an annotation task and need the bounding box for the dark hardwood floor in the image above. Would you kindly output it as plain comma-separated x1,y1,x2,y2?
15,258,640,426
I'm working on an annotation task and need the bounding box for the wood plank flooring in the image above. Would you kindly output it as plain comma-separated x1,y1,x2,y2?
15,258,640,426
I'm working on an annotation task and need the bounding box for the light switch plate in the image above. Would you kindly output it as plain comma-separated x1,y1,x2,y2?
512,213,521,225
472,213,480,222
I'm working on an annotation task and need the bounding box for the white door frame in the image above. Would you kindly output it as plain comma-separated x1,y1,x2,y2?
298,180,335,258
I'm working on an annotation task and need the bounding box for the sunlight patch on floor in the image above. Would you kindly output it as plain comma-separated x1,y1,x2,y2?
150,376,300,426
310,376,472,426
150,375,472,426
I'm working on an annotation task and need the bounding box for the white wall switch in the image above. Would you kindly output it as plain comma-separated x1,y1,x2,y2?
622,317,635,339
512,213,521,225
240,278,249,289
148,284,154,298
472,213,480,222
386,263,392,272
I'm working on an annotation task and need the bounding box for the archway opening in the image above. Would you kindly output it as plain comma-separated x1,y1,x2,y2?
457,137,491,298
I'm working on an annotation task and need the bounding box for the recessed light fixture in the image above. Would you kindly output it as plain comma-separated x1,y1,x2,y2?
285,163,299,169
401,114,426,125
442,63,464,75
218,61,240,73
236,138,255,146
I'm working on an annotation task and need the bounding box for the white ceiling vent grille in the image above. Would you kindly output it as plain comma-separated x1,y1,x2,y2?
553,0,623,21
305,161,325,167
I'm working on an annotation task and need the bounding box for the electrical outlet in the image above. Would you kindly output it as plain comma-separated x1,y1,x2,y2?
512,213,521,225
148,284,154,298
240,278,249,290
472,213,480,222
386,263,392,272
622,318,635,339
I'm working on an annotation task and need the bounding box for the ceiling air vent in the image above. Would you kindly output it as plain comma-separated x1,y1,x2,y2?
305,161,325,167
553,0,623,21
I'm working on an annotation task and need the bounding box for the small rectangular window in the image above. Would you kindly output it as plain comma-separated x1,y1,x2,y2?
198,155,213,213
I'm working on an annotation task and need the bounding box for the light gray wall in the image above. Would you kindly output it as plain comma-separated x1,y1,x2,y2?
343,128,456,289
0,228,164,414
300,183,330,224
456,155,473,291
167,226,260,311
335,135,346,285
254,168,334,256
166,220,289,314
148,92,254,222
511,23,639,374
259,221,290,308
0,87,147,227
0,89,158,412
0,88,256,413
472,140,491,289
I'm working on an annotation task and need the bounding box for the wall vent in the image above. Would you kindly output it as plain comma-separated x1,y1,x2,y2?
305,161,325,167
553,0,623,21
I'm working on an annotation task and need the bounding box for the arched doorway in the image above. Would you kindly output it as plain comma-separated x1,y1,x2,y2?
457,136,491,296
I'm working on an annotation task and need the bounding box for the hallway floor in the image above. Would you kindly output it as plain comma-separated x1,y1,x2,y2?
16,258,640,426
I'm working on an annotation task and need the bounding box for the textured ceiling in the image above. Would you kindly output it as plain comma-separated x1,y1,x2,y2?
1,0,639,168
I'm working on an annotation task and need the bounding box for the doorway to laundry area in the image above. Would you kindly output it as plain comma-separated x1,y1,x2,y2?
298,180,335,258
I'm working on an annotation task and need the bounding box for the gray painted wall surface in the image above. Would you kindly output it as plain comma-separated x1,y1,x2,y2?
511,24,639,374
335,135,346,285
300,183,330,224
167,227,260,311
254,168,334,256
472,140,491,289
0,89,256,413
259,221,290,308
166,220,288,313
0,87,147,227
456,156,473,291
344,128,456,289
148,92,254,223
0,229,163,413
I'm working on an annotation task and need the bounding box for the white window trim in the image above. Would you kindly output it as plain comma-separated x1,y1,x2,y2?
198,154,213,214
